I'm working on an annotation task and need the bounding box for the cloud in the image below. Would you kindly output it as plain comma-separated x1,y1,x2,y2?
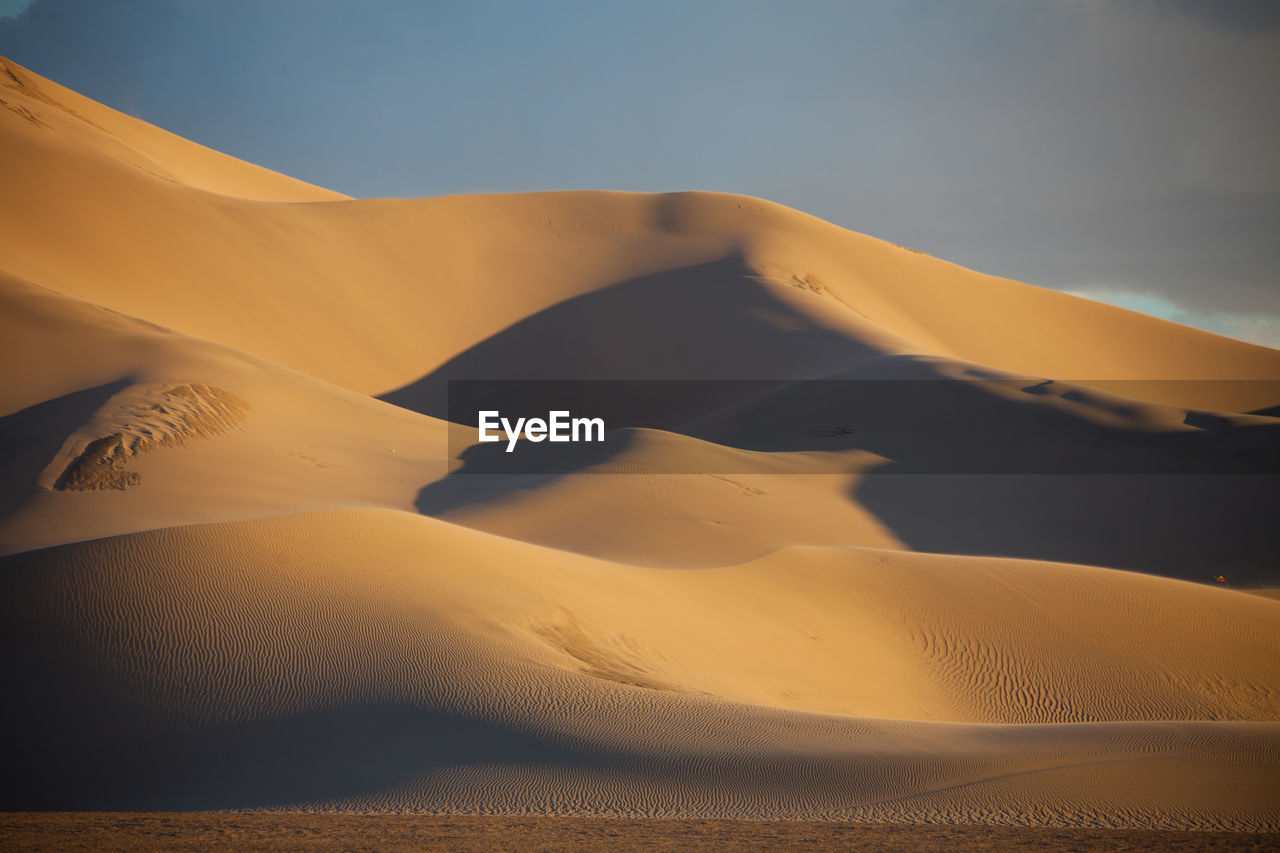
0,0,35,21
1156,0,1280,35
1065,286,1280,350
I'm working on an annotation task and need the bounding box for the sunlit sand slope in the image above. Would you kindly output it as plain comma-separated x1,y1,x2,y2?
2,61,1277,409
2,508,1278,828
0,57,343,201
0,273,449,555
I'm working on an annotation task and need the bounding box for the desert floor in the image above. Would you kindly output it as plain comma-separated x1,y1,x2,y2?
4,814,1280,853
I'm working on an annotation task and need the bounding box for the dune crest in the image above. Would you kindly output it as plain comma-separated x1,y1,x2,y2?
42,383,249,491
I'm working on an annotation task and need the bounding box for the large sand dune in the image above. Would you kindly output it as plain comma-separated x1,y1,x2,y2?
4,508,1279,827
1,55,1278,829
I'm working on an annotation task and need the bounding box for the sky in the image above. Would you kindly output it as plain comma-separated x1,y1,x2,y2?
2,0,1277,348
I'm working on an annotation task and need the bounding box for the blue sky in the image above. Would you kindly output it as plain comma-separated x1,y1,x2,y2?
2,0,1277,347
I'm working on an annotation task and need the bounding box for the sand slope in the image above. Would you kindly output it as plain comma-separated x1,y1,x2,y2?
3,508,1278,828
3,59,1277,407
0,57,343,202
0,273,452,555
1,55,1278,828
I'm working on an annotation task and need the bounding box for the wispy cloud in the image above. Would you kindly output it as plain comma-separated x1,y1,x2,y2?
1155,0,1280,35
0,0,35,21
1065,286,1280,350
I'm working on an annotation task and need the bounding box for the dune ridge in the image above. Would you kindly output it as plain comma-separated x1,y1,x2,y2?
44,383,249,491
0,55,1277,829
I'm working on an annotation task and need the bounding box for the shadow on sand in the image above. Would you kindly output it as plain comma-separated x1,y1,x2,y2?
0,379,131,516
385,259,1280,585
378,256,883,421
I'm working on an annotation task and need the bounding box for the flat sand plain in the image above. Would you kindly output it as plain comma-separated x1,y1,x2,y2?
3,814,1279,853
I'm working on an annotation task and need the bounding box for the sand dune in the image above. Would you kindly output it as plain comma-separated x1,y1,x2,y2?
3,59,1277,409
0,57,342,202
0,273,452,555
3,508,1278,827
1,55,1278,830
